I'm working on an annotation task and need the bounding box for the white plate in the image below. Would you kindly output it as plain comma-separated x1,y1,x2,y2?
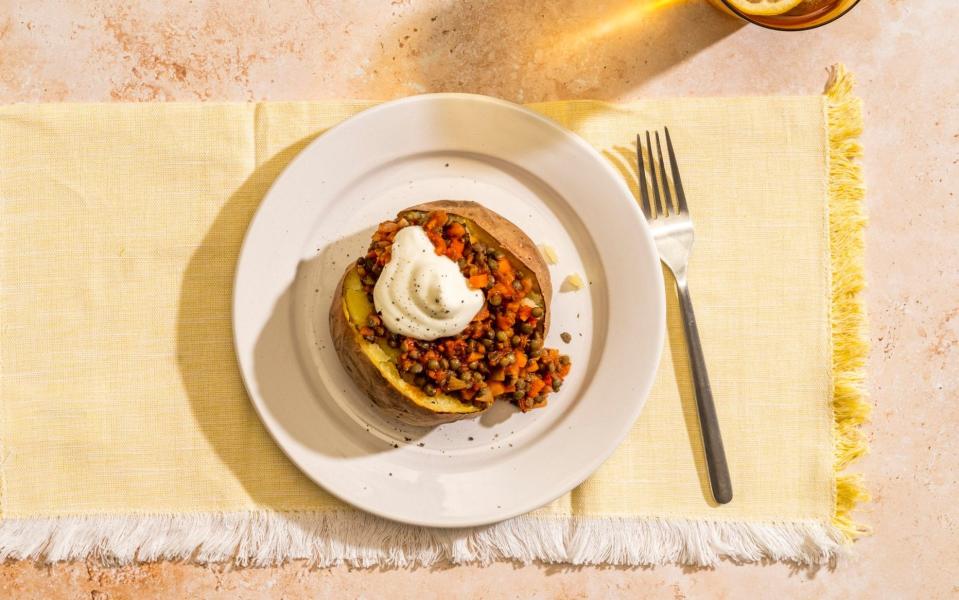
233,94,665,528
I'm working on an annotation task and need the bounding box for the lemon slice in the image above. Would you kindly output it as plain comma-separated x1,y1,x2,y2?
725,0,804,16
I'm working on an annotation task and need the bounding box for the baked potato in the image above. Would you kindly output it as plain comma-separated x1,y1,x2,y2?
329,200,571,426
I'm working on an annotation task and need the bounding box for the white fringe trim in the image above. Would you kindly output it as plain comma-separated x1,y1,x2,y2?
0,511,848,567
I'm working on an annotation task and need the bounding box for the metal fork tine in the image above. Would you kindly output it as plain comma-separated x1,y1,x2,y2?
655,131,674,216
636,134,653,219
664,127,688,215
646,131,666,217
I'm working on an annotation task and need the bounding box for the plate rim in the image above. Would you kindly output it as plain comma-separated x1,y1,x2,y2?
232,92,666,527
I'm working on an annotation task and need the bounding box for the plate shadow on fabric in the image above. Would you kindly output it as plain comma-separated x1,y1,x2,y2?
174,133,365,505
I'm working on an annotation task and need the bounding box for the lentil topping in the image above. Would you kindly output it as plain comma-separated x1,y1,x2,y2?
354,209,571,412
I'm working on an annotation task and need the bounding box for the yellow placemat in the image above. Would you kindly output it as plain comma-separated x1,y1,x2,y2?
0,68,867,566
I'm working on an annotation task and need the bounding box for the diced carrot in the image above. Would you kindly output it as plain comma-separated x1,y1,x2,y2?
517,305,532,321
425,210,448,231
489,282,511,299
468,274,489,289
528,378,546,398
496,313,515,331
467,352,484,363
472,305,489,322
447,238,464,260
515,351,528,370
460,388,477,400
447,222,466,238
488,382,507,397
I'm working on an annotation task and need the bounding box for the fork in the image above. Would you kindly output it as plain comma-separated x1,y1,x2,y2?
637,128,732,505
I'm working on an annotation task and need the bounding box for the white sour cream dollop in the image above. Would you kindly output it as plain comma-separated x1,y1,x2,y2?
373,225,484,341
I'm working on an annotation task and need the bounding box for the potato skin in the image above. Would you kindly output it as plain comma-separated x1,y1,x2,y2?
329,202,551,426
329,271,481,426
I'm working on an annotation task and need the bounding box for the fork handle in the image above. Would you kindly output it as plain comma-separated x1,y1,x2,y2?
674,275,733,505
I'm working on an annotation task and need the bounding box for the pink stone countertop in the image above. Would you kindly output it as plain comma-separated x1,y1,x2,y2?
1,1,956,598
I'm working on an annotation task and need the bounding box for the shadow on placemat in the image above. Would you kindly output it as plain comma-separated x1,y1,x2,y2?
175,133,328,504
